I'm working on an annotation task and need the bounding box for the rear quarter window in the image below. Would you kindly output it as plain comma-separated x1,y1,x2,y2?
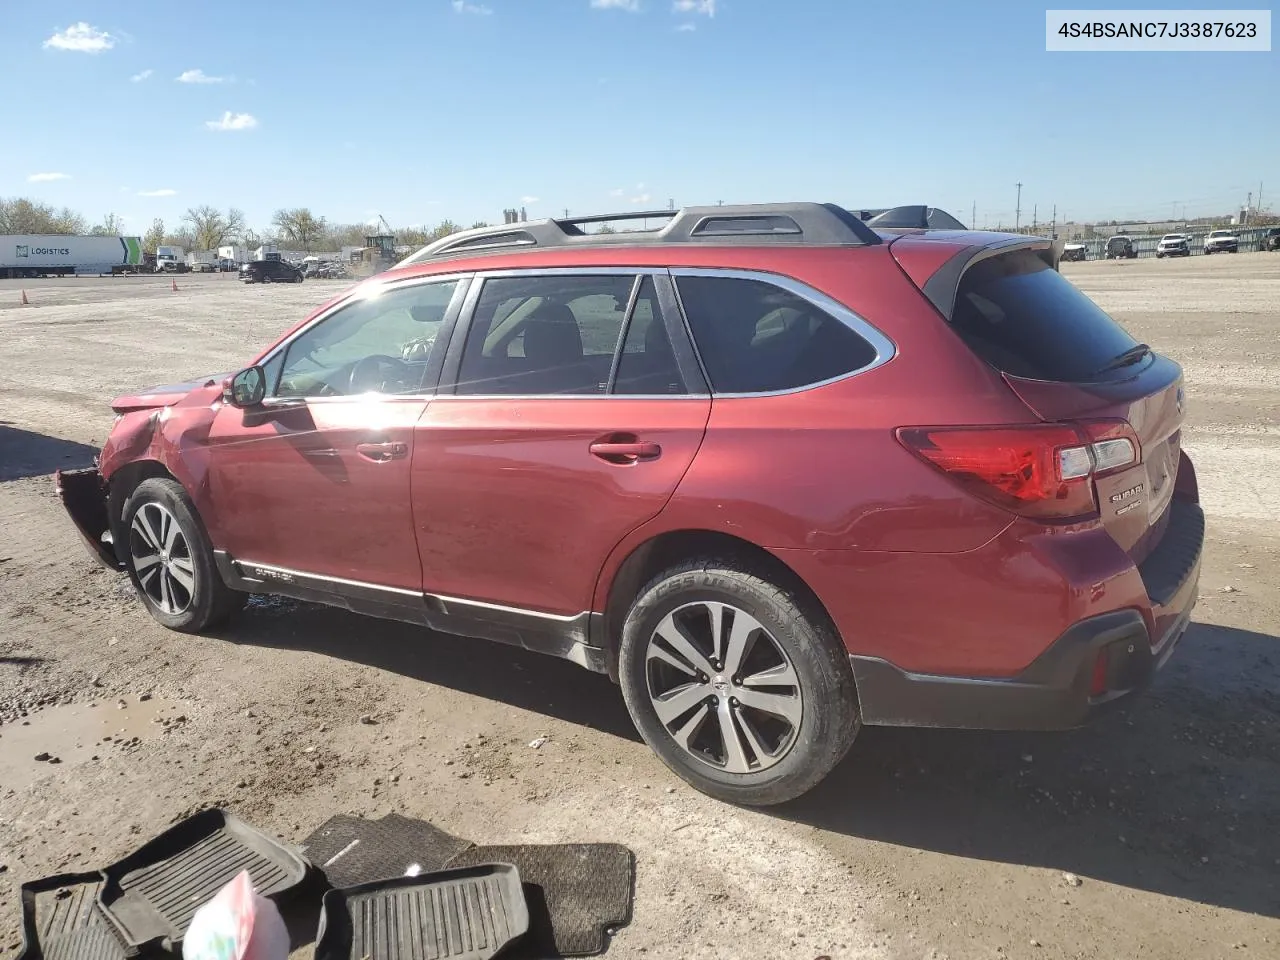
675,275,878,394
950,250,1139,382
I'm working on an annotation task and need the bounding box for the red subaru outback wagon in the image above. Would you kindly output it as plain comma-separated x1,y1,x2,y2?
58,203,1203,805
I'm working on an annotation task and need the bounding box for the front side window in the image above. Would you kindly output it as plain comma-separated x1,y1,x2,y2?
456,275,636,395
275,279,459,398
675,275,878,393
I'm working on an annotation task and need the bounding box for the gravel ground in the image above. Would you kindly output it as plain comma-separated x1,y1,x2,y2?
1,256,1278,959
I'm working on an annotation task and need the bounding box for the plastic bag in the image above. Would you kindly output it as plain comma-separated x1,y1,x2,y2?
183,869,290,960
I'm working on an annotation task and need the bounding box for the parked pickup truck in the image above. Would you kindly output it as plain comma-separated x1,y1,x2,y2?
1156,234,1190,258
1203,229,1239,254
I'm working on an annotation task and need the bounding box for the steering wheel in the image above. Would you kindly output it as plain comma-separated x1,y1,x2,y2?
348,354,412,394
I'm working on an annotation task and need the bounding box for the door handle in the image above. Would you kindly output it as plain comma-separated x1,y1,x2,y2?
356,441,408,463
589,439,662,464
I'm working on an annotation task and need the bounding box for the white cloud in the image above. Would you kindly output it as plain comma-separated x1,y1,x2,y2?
672,0,715,15
27,172,71,183
591,0,641,10
137,188,177,197
44,23,116,53
130,68,153,82
521,196,540,204
178,68,225,84
205,111,258,131
630,193,652,204
609,188,625,197
452,0,493,13
676,21,696,31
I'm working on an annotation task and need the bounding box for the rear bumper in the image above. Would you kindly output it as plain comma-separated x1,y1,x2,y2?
55,467,122,570
852,500,1204,731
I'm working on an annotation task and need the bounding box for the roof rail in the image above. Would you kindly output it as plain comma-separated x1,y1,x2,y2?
398,202,882,265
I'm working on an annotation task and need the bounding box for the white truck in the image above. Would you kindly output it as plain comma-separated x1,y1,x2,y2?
154,245,187,273
187,251,218,272
1,234,145,278
253,243,281,262
1202,229,1239,254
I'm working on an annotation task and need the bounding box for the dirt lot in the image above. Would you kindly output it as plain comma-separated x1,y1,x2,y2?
2,257,1278,960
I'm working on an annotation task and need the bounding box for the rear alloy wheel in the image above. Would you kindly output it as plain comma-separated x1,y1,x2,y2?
618,560,859,805
122,477,243,632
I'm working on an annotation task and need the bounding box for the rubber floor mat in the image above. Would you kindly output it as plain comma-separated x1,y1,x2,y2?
97,808,309,953
17,873,126,960
447,845,634,957
314,864,529,960
301,813,475,888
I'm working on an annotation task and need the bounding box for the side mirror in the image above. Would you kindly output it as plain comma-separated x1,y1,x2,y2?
224,366,266,408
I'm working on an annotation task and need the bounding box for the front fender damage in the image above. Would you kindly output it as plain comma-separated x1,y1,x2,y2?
55,467,123,570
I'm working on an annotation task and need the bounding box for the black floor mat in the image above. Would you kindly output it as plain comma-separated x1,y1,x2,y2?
314,865,529,960
446,845,634,957
17,873,126,960
301,813,475,888
97,808,309,953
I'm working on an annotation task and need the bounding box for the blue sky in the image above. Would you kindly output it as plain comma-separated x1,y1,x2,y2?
3,1,1276,236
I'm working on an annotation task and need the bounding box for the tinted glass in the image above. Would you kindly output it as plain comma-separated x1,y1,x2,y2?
950,250,1138,382
675,276,877,393
456,275,634,395
613,277,686,395
276,279,458,397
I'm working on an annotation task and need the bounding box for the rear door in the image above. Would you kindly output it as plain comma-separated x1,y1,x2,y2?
941,247,1184,561
412,270,710,617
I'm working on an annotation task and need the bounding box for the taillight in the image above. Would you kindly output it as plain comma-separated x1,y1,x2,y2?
896,420,1140,521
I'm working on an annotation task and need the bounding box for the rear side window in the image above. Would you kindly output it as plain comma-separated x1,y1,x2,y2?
950,250,1138,382
675,276,877,393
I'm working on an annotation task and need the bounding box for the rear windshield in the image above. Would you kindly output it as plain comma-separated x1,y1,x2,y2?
950,250,1139,382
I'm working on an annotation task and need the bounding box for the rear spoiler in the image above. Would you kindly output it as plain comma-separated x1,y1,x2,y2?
902,235,1067,319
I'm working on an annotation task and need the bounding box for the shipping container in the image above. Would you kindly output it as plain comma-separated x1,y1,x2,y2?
0,235,144,278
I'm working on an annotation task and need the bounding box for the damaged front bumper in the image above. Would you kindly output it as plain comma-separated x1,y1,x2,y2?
55,467,123,570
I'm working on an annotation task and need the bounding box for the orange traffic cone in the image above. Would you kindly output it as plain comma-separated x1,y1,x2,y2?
20,288,29,305
171,277,178,292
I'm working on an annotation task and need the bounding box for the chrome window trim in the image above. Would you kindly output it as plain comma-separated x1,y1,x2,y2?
446,268,712,399
252,272,473,399
668,266,897,398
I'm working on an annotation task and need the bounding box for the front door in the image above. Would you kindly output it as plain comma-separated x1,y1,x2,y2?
203,276,465,591
414,271,711,617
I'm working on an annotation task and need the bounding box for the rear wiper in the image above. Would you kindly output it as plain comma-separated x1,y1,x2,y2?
1094,343,1151,375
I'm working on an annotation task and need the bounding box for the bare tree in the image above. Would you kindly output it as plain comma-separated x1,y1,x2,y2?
183,205,243,251
89,213,124,236
143,218,165,253
271,208,326,251
470,221,490,230
0,198,88,234
428,220,461,242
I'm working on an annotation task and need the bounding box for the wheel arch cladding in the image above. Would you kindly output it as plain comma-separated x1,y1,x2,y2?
598,528,844,681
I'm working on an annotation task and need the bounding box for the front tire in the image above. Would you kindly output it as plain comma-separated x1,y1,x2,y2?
122,478,243,632
617,559,859,806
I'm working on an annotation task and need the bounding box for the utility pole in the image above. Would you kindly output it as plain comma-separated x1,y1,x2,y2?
564,208,570,220
1032,205,1037,231
717,200,724,206
1052,204,1057,237
1258,182,1263,213
668,198,675,211
1015,182,1023,231
971,201,976,229
1246,192,1252,225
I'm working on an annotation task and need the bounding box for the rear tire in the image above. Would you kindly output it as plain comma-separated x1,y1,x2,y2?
617,558,859,805
121,478,243,632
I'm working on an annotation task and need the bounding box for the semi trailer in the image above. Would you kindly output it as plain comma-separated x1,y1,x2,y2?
1,235,144,278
